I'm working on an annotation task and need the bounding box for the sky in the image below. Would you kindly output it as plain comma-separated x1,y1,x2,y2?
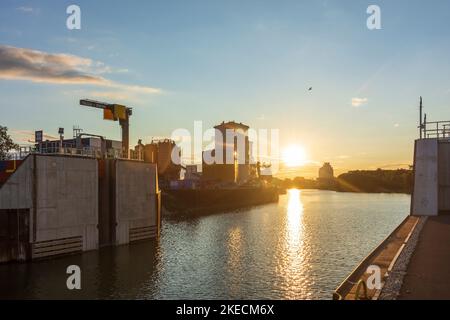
1,0,450,177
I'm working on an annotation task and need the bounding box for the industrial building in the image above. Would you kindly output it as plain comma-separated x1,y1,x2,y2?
37,135,122,159
134,138,182,182
202,121,252,184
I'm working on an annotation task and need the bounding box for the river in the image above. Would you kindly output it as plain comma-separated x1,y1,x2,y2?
0,189,410,299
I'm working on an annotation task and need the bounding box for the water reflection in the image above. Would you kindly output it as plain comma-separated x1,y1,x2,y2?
275,189,311,299
226,227,243,297
287,189,304,248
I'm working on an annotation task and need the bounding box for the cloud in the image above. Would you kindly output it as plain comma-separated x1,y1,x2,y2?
10,129,59,144
16,6,39,15
0,45,160,94
88,91,133,101
351,97,368,107
16,6,34,12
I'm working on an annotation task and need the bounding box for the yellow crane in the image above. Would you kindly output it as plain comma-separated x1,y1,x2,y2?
80,99,132,159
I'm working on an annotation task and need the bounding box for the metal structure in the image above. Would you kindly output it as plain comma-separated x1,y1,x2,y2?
76,133,107,158
419,96,424,139
418,97,450,139
80,99,133,158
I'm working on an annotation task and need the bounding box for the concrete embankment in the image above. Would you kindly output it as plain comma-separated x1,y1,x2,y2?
335,134,450,300
0,154,160,263
333,215,424,300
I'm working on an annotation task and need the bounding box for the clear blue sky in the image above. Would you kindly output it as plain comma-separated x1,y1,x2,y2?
1,0,450,176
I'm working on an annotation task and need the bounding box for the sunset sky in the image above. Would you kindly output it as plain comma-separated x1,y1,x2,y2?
2,0,450,177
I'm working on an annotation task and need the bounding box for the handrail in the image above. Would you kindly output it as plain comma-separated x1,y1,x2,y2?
421,119,450,139
354,280,369,300
2,145,140,161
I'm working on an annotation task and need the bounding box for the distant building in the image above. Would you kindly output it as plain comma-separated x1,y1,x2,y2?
319,162,334,180
318,162,336,189
185,164,200,181
202,121,251,184
138,139,181,181
36,137,122,158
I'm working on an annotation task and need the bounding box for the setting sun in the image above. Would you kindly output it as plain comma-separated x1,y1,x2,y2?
282,145,308,167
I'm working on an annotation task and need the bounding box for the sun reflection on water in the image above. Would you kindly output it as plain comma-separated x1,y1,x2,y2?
275,188,312,299
287,189,304,246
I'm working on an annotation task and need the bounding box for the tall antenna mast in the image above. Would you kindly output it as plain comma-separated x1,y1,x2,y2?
419,96,423,139
424,113,427,138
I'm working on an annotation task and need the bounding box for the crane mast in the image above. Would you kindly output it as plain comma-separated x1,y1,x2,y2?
80,99,133,159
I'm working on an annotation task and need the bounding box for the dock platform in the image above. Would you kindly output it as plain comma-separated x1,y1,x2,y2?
398,215,450,299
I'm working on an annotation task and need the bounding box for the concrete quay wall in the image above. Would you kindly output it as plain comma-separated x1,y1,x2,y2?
0,154,160,262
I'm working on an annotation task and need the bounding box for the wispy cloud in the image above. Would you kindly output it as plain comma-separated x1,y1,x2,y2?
351,97,368,107
88,91,134,101
0,45,160,94
10,129,59,144
16,6,39,14
62,88,149,105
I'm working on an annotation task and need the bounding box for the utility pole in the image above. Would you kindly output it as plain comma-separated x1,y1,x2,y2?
419,97,422,139
419,96,423,139
58,127,64,153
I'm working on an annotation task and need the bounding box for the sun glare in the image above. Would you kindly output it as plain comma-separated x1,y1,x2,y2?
282,145,308,167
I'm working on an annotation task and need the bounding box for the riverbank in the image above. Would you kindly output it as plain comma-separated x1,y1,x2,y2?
333,215,424,300
273,169,413,195
335,214,450,300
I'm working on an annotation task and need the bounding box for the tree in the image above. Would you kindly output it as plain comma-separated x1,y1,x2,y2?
0,126,19,159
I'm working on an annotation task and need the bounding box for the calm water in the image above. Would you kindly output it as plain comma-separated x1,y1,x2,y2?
0,190,410,300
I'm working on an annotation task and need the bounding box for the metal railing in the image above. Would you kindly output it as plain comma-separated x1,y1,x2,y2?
421,120,450,139
1,146,35,161
1,145,140,161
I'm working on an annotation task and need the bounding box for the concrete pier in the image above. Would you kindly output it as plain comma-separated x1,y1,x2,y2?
0,154,160,263
398,215,450,299
115,160,160,245
411,138,450,216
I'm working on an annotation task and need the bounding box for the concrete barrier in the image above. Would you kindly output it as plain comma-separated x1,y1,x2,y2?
0,155,98,261
411,139,439,216
438,141,450,213
115,160,159,245
0,155,161,263
34,155,98,252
